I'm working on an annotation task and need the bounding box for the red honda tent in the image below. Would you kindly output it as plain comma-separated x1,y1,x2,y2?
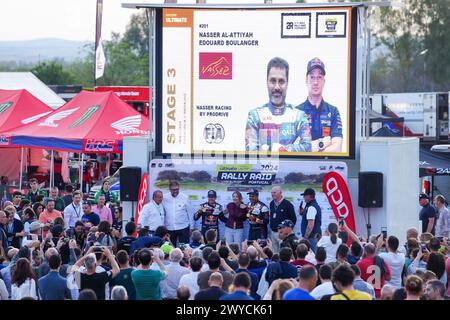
0,89,53,139
4,90,150,153
0,89,53,183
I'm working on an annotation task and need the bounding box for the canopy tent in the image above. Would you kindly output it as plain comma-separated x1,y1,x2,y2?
3,90,150,153
0,89,54,186
0,72,65,109
420,146,450,177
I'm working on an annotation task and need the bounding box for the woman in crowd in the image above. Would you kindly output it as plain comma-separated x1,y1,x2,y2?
317,223,341,263
11,258,38,300
224,191,248,246
32,203,45,220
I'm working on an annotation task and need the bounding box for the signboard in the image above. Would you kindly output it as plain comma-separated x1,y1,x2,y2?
157,7,356,158
148,159,348,239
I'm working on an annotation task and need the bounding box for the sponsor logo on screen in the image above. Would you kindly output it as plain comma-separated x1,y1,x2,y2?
316,12,347,38
69,105,100,128
204,123,225,144
84,139,115,152
281,13,311,38
199,53,232,80
110,115,149,135
0,136,10,145
0,101,13,114
38,107,80,127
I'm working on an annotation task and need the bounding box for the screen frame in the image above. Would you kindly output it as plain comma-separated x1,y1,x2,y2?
154,6,357,160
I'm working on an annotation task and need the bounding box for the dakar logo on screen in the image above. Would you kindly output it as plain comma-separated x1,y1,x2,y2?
199,53,232,80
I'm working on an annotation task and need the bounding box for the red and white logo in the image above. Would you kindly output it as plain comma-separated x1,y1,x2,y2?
199,53,232,80
38,107,79,127
21,111,53,124
322,171,356,244
110,115,149,135
134,173,149,237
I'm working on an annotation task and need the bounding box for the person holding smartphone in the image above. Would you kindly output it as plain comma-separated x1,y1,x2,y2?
21,221,43,247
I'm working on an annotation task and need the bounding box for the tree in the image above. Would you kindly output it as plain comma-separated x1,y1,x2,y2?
190,171,211,182
371,0,450,92
31,60,75,85
157,170,180,181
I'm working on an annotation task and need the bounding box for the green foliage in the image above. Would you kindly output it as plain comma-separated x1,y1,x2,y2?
31,60,75,85
371,0,450,92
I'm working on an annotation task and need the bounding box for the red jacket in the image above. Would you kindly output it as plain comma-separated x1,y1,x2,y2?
225,202,248,229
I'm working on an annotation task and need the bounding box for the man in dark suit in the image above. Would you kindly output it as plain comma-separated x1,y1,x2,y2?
4,207,24,248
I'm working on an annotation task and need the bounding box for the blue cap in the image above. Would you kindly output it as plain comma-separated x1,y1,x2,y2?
278,219,294,229
306,57,326,75
247,189,259,196
207,190,217,198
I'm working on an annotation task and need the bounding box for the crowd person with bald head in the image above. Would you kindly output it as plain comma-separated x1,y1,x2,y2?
138,190,165,235
194,272,227,300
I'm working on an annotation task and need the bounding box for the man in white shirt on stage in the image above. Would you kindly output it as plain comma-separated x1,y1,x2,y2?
63,190,83,230
163,181,194,246
138,190,165,235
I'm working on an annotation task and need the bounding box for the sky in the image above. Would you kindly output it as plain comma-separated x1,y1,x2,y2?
0,0,322,42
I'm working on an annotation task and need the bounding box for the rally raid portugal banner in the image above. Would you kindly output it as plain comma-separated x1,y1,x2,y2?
160,7,354,157
148,159,348,238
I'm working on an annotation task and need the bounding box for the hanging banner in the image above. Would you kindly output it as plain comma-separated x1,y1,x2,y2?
134,172,149,237
95,0,105,79
149,159,348,238
322,171,356,244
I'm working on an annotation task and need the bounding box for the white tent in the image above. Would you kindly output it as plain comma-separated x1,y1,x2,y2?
0,72,65,109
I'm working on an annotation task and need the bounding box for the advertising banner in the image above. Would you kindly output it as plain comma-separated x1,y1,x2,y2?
135,172,149,237
322,171,356,245
159,7,355,157
148,159,348,239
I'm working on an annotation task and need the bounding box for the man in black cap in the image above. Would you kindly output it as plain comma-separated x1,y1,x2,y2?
419,193,437,234
246,189,270,240
296,57,343,153
299,188,322,252
278,219,299,256
194,190,227,241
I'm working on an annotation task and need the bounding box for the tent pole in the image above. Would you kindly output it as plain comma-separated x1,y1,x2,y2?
19,147,24,192
50,150,54,189
80,153,84,192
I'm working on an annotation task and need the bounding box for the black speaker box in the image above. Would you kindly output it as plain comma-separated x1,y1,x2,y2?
120,166,142,201
358,172,383,208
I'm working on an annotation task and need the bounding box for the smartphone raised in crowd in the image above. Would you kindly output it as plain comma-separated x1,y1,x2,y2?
381,227,387,240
